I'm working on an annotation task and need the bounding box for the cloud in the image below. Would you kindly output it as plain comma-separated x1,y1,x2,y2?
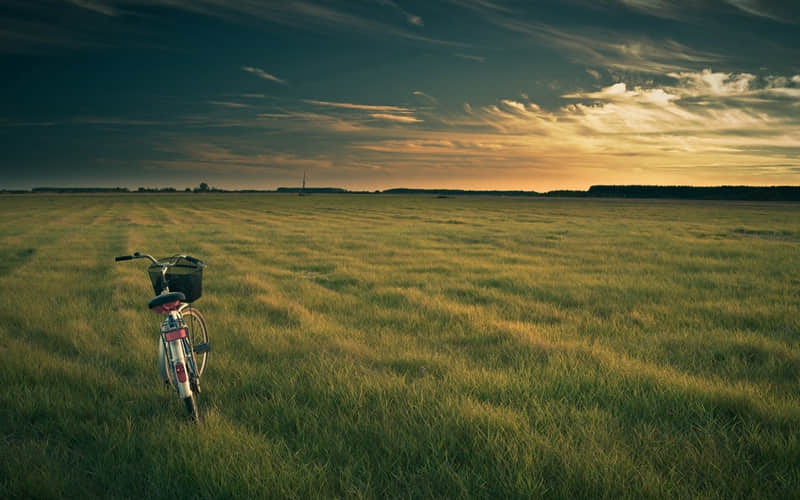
208,101,251,108
412,90,439,104
558,70,800,137
469,8,719,74
303,99,410,113
258,111,367,133
766,88,800,98
667,69,756,96
136,66,800,191
3,0,463,53
447,0,513,14
564,83,679,105
299,99,422,125
182,0,458,46
500,99,527,113
371,0,424,26
66,0,118,16
417,67,800,186
566,70,800,109
370,113,422,123
0,16,102,53
725,0,799,24
454,53,487,63
579,1,799,25
618,0,681,18
155,142,334,175
242,66,287,85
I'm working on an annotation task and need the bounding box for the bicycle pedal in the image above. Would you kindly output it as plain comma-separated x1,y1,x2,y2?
193,342,211,353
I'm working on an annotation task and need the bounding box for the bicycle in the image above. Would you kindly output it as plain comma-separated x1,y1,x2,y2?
115,252,210,421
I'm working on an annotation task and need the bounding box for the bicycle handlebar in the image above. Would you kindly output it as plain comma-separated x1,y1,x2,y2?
115,252,202,267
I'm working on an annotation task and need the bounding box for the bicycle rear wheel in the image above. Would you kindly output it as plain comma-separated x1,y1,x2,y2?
184,395,199,422
181,306,209,377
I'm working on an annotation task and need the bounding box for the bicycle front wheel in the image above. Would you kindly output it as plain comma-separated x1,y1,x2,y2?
181,306,209,377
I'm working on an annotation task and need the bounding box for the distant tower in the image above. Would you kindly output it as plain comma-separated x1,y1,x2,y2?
300,170,306,196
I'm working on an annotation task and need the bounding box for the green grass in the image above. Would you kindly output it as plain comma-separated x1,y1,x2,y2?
1,193,798,498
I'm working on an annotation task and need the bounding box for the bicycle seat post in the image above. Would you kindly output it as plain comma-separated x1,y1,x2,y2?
161,310,184,334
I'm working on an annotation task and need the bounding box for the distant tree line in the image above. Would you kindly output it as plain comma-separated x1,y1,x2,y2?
30,187,131,193
5,184,799,201
577,185,800,201
381,188,541,196
378,186,800,201
23,183,224,194
276,187,348,194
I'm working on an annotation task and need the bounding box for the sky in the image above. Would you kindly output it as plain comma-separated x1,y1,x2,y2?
1,0,799,191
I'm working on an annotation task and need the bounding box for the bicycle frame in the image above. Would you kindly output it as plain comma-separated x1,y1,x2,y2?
160,308,196,402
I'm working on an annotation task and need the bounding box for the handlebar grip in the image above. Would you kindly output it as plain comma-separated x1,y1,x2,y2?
115,255,133,262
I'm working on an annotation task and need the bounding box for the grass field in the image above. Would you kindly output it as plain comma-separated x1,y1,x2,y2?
1,193,798,498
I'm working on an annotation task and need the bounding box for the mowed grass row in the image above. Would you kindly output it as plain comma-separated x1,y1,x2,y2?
1,194,798,498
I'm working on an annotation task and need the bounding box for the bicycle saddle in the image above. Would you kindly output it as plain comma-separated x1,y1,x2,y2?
149,291,186,311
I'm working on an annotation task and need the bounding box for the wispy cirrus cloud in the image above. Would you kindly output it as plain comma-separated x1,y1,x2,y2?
444,0,714,73
2,0,461,53
446,0,513,14
242,66,287,85
302,99,422,124
619,0,678,16
303,99,409,113
412,90,439,105
369,113,422,123
563,82,679,105
0,116,172,127
66,0,118,16
580,0,798,24
0,16,102,53
257,111,368,133
444,0,720,75
724,0,799,24
496,18,719,74
667,69,756,96
454,53,486,63
371,0,424,26
154,142,334,176
208,100,251,108
276,1,452,44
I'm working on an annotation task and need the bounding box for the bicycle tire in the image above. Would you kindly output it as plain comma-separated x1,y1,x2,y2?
184,395,199,422
158,340,171,387
181,306,209,377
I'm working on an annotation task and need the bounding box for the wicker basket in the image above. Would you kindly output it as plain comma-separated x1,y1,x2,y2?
148,256,204,302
